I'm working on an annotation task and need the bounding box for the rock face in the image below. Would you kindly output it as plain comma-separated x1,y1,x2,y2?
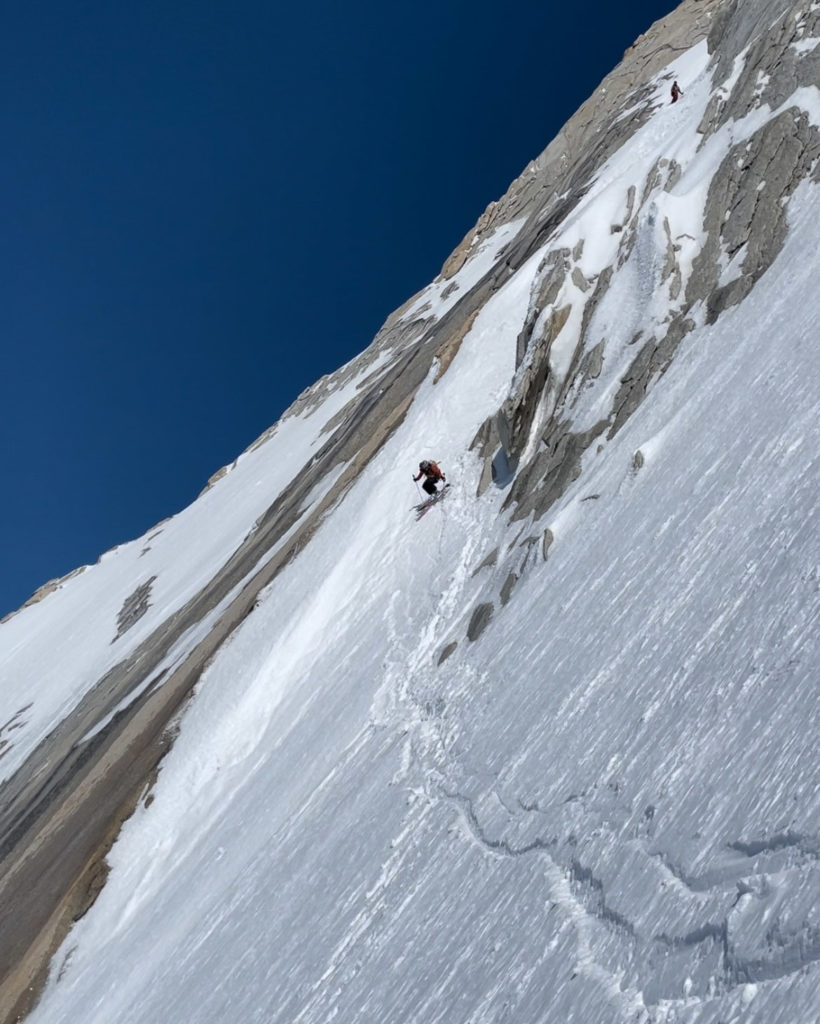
480,0,820,571
1,1,819,1022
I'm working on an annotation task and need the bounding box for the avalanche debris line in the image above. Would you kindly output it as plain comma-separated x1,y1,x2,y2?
443,787,653,1024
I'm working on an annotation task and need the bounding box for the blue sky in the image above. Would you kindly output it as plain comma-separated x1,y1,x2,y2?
0,0,676,618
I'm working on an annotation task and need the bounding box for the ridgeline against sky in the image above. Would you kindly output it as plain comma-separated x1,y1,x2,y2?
0,0,676,618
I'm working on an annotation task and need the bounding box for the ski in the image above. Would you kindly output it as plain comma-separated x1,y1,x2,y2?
413,484,450,520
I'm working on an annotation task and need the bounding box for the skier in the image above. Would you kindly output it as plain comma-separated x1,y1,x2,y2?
671,80,683,104
413,459,446,497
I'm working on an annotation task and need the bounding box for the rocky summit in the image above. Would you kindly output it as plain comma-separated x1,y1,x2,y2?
1,1,818,1022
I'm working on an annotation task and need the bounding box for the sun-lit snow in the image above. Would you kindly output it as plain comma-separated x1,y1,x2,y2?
400,216,528,324
4,24,819,1024
0,352,392,782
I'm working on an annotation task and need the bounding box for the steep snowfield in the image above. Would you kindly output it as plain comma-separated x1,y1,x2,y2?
0,349,394,782
7,24,820,1024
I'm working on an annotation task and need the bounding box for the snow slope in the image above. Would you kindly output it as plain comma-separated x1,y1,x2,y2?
4,6,820,1024
0,352,392,781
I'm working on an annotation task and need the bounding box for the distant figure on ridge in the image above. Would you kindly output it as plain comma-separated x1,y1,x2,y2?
671,80,683,104
414,459,446,497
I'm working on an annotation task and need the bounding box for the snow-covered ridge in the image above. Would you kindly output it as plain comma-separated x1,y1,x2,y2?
0,353,390,784
2,2,819,1023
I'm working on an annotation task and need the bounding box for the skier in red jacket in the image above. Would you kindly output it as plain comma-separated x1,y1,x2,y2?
414,459,446,497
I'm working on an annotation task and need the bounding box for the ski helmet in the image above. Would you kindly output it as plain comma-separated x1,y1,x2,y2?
420,460,430,471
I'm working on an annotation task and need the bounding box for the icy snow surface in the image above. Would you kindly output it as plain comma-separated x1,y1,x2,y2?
9,35,820,1024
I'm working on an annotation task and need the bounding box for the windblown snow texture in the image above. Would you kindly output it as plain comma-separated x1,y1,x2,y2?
1,1,818,1023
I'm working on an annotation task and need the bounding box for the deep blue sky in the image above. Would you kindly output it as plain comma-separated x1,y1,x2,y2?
1,0,676,618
